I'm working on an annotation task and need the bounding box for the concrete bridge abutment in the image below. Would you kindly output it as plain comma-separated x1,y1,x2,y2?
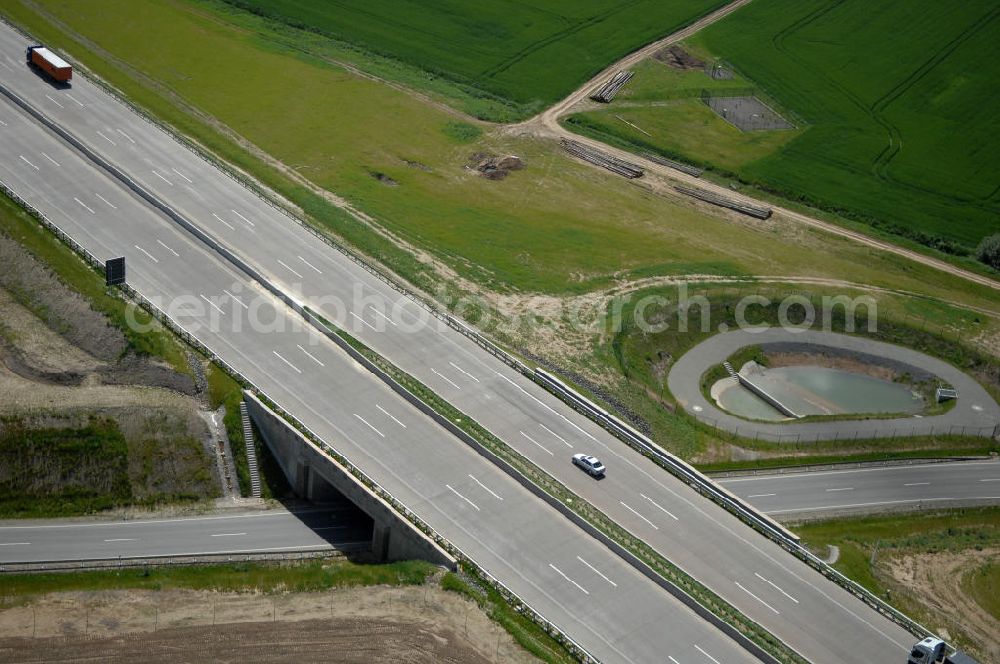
243,391,455,568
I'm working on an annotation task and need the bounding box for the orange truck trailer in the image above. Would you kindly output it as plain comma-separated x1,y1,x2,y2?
26,45,72,83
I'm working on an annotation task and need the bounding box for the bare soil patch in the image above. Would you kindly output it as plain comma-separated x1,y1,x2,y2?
0,235,195,394
653,45,705,70
884,547,1000,662
0,585,537,663
468,153,526,180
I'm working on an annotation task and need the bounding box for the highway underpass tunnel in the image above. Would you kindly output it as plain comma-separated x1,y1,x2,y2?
286,472,376,556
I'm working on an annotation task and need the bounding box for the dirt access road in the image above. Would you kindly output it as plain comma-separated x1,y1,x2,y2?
516,0,1000,294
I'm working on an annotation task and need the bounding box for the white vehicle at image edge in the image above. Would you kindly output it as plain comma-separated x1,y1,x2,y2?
572,453,606,478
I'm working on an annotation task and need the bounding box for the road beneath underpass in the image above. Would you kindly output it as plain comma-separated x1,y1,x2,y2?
0,507,371,565
719,460,1000,518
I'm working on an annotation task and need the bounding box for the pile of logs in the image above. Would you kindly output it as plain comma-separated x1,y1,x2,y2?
562,139,644,178
641,152,704,177
674,185,772,219
590,70,633,103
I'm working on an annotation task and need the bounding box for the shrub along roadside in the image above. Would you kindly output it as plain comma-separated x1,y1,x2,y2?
0,193,189,375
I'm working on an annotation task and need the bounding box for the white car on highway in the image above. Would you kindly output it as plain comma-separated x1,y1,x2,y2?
572,453,606,477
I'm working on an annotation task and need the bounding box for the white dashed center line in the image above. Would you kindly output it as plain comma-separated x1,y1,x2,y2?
519,431,553,456
353,413,385,438
156,239,179,256
172,168,194,183
376,404,407,428
640,493,679,520
95,193,117,209
297,344,325,367
298,255,322,274
736,581,780,614
200,294,226,315
576,556,616,587
548,563,589,595
431,368,461,390
134,244,158,263
277,259,304,279
468,474,503,501
272,350,301,374
211,213,235,230
445,484,480,511
619,501,659,530
539,423,572,448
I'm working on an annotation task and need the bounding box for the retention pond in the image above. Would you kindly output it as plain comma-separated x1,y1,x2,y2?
713,366,924,422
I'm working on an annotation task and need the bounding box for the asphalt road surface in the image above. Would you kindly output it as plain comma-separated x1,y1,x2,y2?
719,460,1000,518
668,328,1000,442
0,80,756,664
0,508,371,564
0,20,919,663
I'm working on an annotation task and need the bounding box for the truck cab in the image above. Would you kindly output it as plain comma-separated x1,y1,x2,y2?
908,638,945,664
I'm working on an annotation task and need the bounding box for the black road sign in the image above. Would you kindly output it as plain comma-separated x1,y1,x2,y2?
105,256,125,286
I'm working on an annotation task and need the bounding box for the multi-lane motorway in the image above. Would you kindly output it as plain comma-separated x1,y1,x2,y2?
0,18,923,662
0,54,760,664
719,460,1000,518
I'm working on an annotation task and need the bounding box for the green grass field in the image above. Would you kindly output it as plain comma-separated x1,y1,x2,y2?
571,0,1000,255
796,508,1000,658
220,0,725,117
965,561,1000,622
9,0,1000,310
595,282,1000,461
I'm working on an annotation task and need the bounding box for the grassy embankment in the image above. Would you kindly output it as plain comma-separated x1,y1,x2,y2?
0,192,188,374
596,283,1000,466
0,193,225,516
795,507,1000,658
567,0,1000,259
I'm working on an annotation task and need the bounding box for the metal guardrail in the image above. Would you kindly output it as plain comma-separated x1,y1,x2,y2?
434,309,939,643
0,176,597,664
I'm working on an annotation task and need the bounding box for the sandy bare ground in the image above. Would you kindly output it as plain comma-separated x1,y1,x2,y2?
0,367,200,415
511,0,1000,295
0,288,103,378
0,585,537,664
885,547,1000,662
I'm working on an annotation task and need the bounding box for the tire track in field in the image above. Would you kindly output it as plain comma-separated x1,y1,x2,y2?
473,0,647,82
869,5,1000,185
771,0,844,55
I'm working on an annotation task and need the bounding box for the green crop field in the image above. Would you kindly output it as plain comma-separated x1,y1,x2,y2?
571,0,1000,255
10,0,1000,312
221,0,724,116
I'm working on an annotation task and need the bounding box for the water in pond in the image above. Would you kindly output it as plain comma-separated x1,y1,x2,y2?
713,366,924,422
